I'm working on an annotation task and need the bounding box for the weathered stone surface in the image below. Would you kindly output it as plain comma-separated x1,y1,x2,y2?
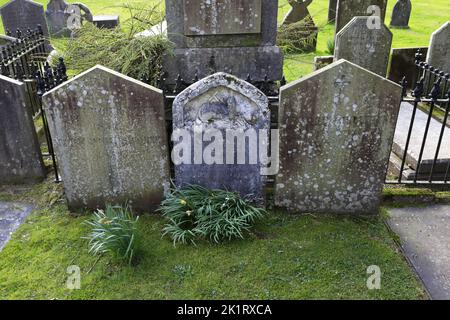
335,0,387,35
427,22,450,73
313,55,334,71
163,46,283,84
335,17,392,76
173,72,269,203
328,0,337,22
93,15,120,29
184,0,261,35
0,75,46,184
164,0,283,83
388,47,428,89
281,0,313,26
42,65,170,212
45,0,69,37
0,0,49,36
275,60,401,214
0,34,16,49
0,202,33,252
390,0,411,28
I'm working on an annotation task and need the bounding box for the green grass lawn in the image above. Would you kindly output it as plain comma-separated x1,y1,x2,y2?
1,0,449,81
0,178,425,300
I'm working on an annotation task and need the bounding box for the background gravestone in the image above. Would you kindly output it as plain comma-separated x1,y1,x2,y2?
335,0,387,35
335,17,392,77
0,75,46,184
426,22,450,73
0,0,49,37
388,47,428,89
45,0,69,37
328,0,337,22
163,0,283,84
43,65,170,212
390,0,412,29
173,72,269,203
275,60,401,214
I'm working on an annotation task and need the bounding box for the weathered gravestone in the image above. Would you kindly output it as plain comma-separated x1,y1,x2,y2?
0,75,46,184
281,0,313,26
0,0,49,37
45,0,69,37
164,0,283,84
388,47,428,89
335,0,387,35
328,0,337,23
427,22,450,73
390,0,412,29
335,17,392,77
43,66,170,212
275,60,401,214
172,72,269,203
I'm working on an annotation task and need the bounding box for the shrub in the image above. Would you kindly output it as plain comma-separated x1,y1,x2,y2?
159,185,267,245
84,204,139,265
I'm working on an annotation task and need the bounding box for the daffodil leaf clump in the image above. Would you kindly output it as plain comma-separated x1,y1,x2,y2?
84,204,139,265
159,185,267,245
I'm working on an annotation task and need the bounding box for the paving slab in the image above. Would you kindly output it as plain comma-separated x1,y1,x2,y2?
387,205,450,300
0,202,33,252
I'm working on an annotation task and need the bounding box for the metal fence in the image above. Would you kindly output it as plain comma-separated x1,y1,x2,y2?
387,50,450,185
1,26,68,182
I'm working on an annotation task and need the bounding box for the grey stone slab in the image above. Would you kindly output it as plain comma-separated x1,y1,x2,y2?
0,0,49,36
328,0,337,23
427,22,450,73
173,72,269,203
163,46,283,84
0,75,46,184
275,60,401,214
388,47,428,89
93,15,120,29
45,0,70,37
387,205,450,300
42,65,170,212
0,34,16,48
281,0,313,26
184,0,261,35
335,16,392,77
0,202,33,251
390,0,411,29
392,102,450,172
335,0,387,35
165,0,278,48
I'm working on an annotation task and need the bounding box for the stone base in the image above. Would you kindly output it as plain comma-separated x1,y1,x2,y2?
163,46,283,84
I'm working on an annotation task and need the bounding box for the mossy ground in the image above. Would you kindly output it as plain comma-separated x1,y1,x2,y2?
0,177,426,300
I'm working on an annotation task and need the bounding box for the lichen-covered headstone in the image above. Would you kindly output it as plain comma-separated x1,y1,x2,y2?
426,22,450,73
390,0,412,29
42,65,170,212
335,0,387,35
0,75,46,184
0,0,49,37
335,17,392,77
172,72,269,203
275,60,401,214
45,0,69,37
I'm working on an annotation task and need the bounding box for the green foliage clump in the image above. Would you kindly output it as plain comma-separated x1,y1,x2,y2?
159,185,267,245
59,2,172,85
326,38,335,55
277,17,318,54
84,204,139,265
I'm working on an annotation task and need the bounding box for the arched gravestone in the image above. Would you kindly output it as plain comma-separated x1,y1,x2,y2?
0,0,49,37
390,0,412,29
335,17,392,77
172,72,269,203
275,60,402,214
427,22,450,73
335,0,387,35
46,0,70,37
42,66,170,212
0,75,46,184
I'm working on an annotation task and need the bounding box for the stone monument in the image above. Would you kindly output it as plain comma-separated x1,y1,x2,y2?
390,0,412,29
426,21,450,73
